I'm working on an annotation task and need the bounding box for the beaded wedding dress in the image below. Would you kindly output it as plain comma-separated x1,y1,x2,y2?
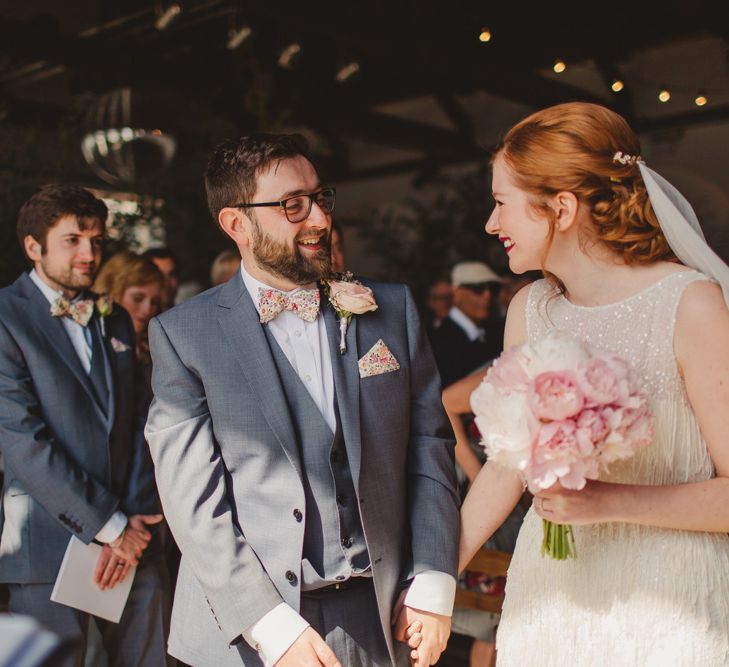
495,271,729,666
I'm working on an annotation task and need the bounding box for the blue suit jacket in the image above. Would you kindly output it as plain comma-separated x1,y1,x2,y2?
145,274,460,665
0,272,159,583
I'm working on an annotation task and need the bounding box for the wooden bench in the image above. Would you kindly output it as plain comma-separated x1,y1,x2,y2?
453,549,512,614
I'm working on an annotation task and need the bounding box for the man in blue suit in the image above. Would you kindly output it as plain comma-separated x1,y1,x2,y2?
0,185,171,666
146,135,460,666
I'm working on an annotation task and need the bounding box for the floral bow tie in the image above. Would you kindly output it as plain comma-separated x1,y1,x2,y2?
50,296,94,327
258,287,320,324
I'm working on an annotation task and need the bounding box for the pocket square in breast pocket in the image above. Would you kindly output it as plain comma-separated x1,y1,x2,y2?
110,337,132,353
358,339,400,378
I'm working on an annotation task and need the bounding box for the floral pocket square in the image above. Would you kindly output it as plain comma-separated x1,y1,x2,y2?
358,339,400,378
110,337,132,353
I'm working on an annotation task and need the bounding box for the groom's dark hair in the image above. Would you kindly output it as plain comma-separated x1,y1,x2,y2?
204,133,310,226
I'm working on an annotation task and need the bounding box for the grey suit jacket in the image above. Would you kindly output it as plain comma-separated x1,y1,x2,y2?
145,274,460,665
0,273,159,583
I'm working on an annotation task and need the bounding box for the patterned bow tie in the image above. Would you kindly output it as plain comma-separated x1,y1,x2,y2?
50,296,94,327
258,287,320,324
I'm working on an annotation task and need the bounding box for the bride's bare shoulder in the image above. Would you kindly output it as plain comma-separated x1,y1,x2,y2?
504,282,534,348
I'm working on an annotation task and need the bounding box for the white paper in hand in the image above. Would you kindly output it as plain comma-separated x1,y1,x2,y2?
51,536,136,622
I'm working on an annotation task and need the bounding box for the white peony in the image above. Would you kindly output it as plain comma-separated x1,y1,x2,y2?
522,331,591,376
471,380,538,471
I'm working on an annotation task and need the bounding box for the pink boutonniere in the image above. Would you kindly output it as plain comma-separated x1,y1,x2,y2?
321,272,378,354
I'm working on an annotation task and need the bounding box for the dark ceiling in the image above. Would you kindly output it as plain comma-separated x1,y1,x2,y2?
2,0,729,184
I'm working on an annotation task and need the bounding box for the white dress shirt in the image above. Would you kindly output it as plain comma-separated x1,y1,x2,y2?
29,270,127,544
238,264,456,666
448,306,484,342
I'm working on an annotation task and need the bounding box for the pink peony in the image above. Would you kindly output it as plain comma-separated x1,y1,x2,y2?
577,357,628,407
575,408,609,454
529,371,584,421
528,420,598,491
597,403,653,465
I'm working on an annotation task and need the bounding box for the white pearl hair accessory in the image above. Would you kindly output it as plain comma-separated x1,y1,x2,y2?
613,151,642,165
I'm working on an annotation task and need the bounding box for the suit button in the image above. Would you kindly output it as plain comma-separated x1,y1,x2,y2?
341,537,353,549
285,571,298,586
336,493,346,506
330,450,339,463
293,509,303,522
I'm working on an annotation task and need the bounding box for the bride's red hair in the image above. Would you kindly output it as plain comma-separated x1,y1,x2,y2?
494,102,676,265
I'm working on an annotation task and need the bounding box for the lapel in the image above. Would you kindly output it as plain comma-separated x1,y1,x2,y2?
321,293,362,490
216,274,302,481
18,274,109,422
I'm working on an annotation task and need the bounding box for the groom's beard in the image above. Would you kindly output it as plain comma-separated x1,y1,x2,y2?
251,218,332,285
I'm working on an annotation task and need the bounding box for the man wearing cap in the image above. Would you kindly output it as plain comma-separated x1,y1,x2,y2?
429,261,503,388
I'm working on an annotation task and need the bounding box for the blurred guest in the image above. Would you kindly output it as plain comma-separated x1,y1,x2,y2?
0,185,170,667
425,278,452,330
429,261,503,387
210,248,241,286
93,251,163,408
174,281,204,305
330,220,346,273
94,253,182,598
142,247,178,311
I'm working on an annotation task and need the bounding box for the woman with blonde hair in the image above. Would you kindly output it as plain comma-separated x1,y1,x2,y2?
94,252,163,351
449,102,729,664
94,251,163,406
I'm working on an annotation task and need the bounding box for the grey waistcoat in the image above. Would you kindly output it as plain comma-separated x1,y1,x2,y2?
264,326,370,589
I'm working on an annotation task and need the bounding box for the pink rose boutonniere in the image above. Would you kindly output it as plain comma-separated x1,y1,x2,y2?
322,272,378,354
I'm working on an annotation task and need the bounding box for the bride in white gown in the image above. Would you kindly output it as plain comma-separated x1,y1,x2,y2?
457,102,729,666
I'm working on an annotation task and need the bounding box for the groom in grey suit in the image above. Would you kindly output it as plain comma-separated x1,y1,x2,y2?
145,134,460,666
0,185,171,666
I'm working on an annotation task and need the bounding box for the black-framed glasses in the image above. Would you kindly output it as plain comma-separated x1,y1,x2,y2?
233,187,336,223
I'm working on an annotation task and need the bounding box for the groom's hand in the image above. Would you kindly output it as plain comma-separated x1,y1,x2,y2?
275,627,341,667
394,605,451,666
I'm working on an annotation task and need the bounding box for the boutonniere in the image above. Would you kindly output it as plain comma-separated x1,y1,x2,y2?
95,294,114,337
321,271,378,354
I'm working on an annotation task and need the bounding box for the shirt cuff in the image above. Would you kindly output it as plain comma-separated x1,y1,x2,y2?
242,603,310,667
94,511,128,544
404,570,457,617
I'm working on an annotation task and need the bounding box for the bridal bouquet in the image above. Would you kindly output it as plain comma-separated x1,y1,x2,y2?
470,331,653,560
